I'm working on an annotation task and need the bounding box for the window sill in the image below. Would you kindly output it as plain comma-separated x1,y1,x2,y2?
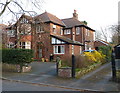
54,53,65,55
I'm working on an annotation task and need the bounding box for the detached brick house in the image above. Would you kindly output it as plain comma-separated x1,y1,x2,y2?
4,10,95,61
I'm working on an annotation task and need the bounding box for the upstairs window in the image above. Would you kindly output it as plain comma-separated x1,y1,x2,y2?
86,29,89,36
64,29,71,35
7,30,15,37
60,28,63,35
36,25,44,33
20,18,29,24
53,25,56,34
76,27,80,35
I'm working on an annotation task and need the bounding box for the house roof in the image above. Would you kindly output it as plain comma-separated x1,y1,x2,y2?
51,34,84,46
35,12,65,26
19,35,31,42
14,14,33,26
62,18,83,28
95,40,110,46
114,44,120,48
62,18,95,31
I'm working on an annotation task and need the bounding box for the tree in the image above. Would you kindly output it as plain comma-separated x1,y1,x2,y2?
95,27,110,42
0,0,44,22
109,24,120,44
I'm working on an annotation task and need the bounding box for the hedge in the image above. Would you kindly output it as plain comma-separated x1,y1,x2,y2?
2,49,33,65
98,46,112,62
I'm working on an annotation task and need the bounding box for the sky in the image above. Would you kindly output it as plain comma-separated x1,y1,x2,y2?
42,0,119,30
0,0,119,41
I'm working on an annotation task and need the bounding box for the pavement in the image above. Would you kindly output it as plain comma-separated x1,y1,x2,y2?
2,62,120,92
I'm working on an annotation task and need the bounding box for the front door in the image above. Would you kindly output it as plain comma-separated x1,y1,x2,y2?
39,48,42,58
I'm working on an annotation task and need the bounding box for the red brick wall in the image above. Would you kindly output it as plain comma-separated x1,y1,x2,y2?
94,41,107,48
50,23,63,35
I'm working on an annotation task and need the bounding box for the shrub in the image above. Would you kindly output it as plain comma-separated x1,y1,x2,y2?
2,49,33,65
75,51,106,68
98,46,112,62
84,51,106,63
61,56,72,67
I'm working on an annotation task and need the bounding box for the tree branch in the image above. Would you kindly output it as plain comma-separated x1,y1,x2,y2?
0,0,13,16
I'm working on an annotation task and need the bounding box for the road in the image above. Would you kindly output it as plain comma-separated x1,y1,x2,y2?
2,79,76,91
2,62,120,92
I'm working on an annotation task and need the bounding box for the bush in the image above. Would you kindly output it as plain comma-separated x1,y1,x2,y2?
76,51,106,68
98,46,112,62
2,49,33,65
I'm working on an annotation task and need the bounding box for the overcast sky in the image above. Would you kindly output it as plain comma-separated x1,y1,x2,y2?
42,0,119,31
0,0,119,32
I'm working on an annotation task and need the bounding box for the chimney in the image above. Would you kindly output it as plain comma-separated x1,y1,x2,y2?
73,10,78,19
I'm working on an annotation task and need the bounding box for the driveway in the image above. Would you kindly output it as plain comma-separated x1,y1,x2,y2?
2,62,56,81
2,62,120,92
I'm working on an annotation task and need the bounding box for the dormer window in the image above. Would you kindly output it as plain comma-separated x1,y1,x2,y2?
76,27,80,35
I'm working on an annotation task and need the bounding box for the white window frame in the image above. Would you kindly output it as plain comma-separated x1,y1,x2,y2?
54,45,65,54
20,18,28,23
60,28,63,35
36,25,43,33
76,27,80,35
64,29,71,35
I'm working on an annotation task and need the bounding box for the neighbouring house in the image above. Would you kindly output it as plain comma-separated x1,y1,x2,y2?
3,10,95,61
5,25,16,48
14,14,32,49
94,39,110,50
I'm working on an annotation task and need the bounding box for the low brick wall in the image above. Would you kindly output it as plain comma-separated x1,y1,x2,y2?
58,67,72,78
2,63,31,73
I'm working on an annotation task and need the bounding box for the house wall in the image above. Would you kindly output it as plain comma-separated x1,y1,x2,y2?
75,27,82,43
52,44,71,61
50,23,63,35
83,27,95,50
94,41,108,48
63,28,72,39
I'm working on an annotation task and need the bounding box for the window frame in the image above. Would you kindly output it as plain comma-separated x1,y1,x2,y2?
76,27,80,35
54,45,65,54
64,29,71,35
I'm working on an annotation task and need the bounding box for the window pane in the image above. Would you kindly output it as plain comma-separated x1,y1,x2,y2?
58,46,61,53
55,46,57,53
52,38,56,44
61,46,64,53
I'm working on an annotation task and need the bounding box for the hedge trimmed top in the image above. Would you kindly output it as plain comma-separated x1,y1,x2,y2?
2,49,33,65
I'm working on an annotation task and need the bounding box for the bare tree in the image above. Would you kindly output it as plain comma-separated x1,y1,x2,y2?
95,30,102,40
110,24,120,44
95,27,110,42
0,0,44,22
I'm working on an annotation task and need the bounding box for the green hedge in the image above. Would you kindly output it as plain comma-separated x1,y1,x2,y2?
2,49,33,65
